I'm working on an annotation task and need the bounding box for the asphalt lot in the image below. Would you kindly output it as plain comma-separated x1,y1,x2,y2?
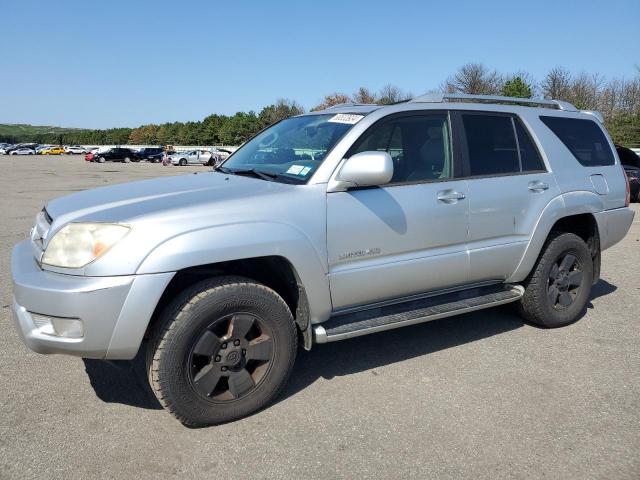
0,155,638,479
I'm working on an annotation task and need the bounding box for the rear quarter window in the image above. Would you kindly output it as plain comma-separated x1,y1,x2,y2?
540,116,614,167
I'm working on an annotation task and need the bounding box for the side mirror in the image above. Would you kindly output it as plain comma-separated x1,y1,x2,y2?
332,151,394,191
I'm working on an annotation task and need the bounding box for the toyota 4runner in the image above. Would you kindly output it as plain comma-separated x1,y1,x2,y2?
11,93,635,426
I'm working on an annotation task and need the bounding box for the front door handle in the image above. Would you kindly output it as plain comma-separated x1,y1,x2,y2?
528,180,549,192
437,190,466,203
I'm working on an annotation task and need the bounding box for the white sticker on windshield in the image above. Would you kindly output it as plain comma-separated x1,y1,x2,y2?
328,113,364,124
300,166,311,175
286,165,305,175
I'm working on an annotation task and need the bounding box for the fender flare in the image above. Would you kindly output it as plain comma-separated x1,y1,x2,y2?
136,221,332,325
507,191,604,283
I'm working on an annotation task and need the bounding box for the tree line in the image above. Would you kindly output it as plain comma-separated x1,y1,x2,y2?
2,64,638,147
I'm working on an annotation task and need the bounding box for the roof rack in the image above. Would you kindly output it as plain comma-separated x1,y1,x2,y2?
410,93,578,112
324,102,378,109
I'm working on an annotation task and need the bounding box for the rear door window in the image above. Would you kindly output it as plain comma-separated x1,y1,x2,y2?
461,114,520,176
540,116,614,166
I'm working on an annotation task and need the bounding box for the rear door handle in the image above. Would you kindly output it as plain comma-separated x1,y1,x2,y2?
437,190,466,203
528,180,549,192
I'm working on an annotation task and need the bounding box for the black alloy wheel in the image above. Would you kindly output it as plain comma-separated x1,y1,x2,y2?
188,312,274,402
518,232,593,328
547,251,584,310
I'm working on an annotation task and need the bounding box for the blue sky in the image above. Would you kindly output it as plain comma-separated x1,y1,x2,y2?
1,0,638,128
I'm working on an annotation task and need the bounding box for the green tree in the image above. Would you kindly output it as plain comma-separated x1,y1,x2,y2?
258,98,304,129
219,112,260,145
502,76,533,98
201,114,227,145
606,113,640,147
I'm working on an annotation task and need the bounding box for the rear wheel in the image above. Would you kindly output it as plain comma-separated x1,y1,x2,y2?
518,232,594,328
147,276,297,426
124,156,131,163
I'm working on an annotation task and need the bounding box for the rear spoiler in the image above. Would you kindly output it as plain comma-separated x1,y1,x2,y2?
581,110,604,123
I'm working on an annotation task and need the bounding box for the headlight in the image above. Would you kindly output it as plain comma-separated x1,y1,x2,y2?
41,223,130,268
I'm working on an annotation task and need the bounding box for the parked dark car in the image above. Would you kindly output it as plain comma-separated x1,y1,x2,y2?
91,147,137,163
623,164,640,202
135,147,165,162
7,143,38,153
616,145,640,202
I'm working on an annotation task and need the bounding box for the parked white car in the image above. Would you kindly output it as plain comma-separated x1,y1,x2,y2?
9,148,36,155
168,150,215,166
65,146,87,154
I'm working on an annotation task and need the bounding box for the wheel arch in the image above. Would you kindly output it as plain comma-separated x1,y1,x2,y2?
508,191,603,284
145,255,315,350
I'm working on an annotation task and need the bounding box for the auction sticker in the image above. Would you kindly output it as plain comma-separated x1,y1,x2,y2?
328,114,364,124
286,165,305,175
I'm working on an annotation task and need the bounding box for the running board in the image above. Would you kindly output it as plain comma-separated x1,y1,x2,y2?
314,284,524,343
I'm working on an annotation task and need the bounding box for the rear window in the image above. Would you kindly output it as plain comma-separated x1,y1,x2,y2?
540,116,614,167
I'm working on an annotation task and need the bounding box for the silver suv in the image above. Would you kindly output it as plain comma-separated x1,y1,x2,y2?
11,93,635,426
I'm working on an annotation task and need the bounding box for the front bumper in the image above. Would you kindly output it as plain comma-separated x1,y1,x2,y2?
11,240,174,359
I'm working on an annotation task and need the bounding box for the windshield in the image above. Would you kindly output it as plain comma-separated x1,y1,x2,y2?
221,114,359,183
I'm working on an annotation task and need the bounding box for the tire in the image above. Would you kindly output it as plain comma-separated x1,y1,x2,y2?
179,159,187,166
98,156,106,163
124,157,131,163
146,276,297,427
517,232,594,328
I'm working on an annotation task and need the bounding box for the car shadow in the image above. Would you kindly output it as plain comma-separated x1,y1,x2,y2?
586,278,617,308
83,354,162,410
82,280,617,411
280,304,524,402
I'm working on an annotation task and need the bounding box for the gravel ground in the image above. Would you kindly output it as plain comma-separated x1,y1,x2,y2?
1,155,638,479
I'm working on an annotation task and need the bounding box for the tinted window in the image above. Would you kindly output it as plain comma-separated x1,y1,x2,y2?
514,119,545,171
352,113,452,183
462,114,519,176
540,116,614,167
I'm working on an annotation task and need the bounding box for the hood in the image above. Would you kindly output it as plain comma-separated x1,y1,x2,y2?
45,171,293,227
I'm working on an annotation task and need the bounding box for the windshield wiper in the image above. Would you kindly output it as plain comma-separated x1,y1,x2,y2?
226,168,277,181
214,166,304,184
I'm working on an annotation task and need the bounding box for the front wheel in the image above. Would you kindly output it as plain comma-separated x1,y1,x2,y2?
179,159,187,166
518,232,594,328
98,156,106,163
123,156,131,163
147,276,297,427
